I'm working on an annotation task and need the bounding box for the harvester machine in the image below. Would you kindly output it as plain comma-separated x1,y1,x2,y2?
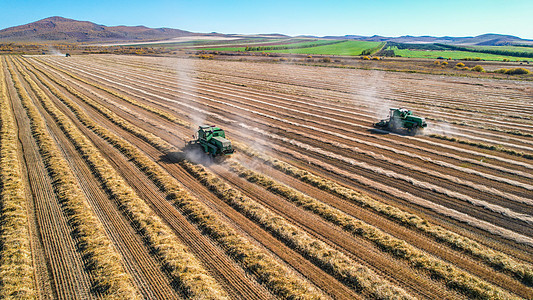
186,125,234,161
374,108,427,134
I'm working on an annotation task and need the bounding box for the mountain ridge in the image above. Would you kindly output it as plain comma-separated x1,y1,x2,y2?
0,16,194,43
319,33,533,46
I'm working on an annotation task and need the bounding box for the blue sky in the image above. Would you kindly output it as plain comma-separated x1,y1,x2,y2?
2,0,533,39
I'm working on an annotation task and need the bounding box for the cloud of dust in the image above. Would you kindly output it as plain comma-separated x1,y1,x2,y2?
175,57,205,129
47,46,64,56
351,69,392,121
423,100,460,137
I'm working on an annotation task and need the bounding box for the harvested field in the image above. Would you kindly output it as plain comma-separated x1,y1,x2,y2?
1,53,532,299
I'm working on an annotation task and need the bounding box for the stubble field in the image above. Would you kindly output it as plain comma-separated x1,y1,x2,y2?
1,54,532,300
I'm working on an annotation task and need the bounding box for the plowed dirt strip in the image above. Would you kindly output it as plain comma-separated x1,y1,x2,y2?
26,59,361,300
15,59,182,300
48,62,533,240
5,59,95,300
31,59,528,298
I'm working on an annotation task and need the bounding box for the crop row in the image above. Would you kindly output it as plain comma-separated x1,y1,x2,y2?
234,142,533,286
430,134,533,160
0,58,35,299
8,58,141,299
430,128,533,154
180,159,414,299
227,161,517,299
21,57,325,300
427,117,533,138
15,57,229,299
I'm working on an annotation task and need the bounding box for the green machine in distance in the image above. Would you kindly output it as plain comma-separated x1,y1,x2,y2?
374,108,427,134
186,125,235,161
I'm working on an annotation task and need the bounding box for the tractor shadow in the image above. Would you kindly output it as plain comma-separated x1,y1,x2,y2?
159,148,216,166
367,128,420,136
159,151,185,164
367,128,390,135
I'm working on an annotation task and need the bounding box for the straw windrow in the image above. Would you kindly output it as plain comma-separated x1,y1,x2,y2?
0,58,35,300
8,57,140,299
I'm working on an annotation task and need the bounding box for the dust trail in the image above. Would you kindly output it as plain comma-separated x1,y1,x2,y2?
47,46,64,56
176,58,205,130
353,69,392,121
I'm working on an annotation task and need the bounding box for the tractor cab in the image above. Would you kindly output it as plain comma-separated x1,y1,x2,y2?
374,108,427,134
188,125,234,161
391,108,410,119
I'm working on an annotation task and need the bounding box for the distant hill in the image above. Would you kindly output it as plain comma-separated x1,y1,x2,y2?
1,17,532,46
321,33,533,46
0,16,194,43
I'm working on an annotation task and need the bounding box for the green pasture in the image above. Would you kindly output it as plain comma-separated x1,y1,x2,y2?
389,47,530,61
267,41,384,56
202,39,340,52
468,45,533,54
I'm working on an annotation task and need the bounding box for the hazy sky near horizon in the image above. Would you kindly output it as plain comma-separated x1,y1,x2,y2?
2,0,532,39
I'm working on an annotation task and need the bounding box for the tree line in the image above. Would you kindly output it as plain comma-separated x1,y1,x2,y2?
436,43,533,58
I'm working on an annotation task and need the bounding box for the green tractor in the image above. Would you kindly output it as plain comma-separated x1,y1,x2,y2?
374,108,427,134
186,125,234,161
